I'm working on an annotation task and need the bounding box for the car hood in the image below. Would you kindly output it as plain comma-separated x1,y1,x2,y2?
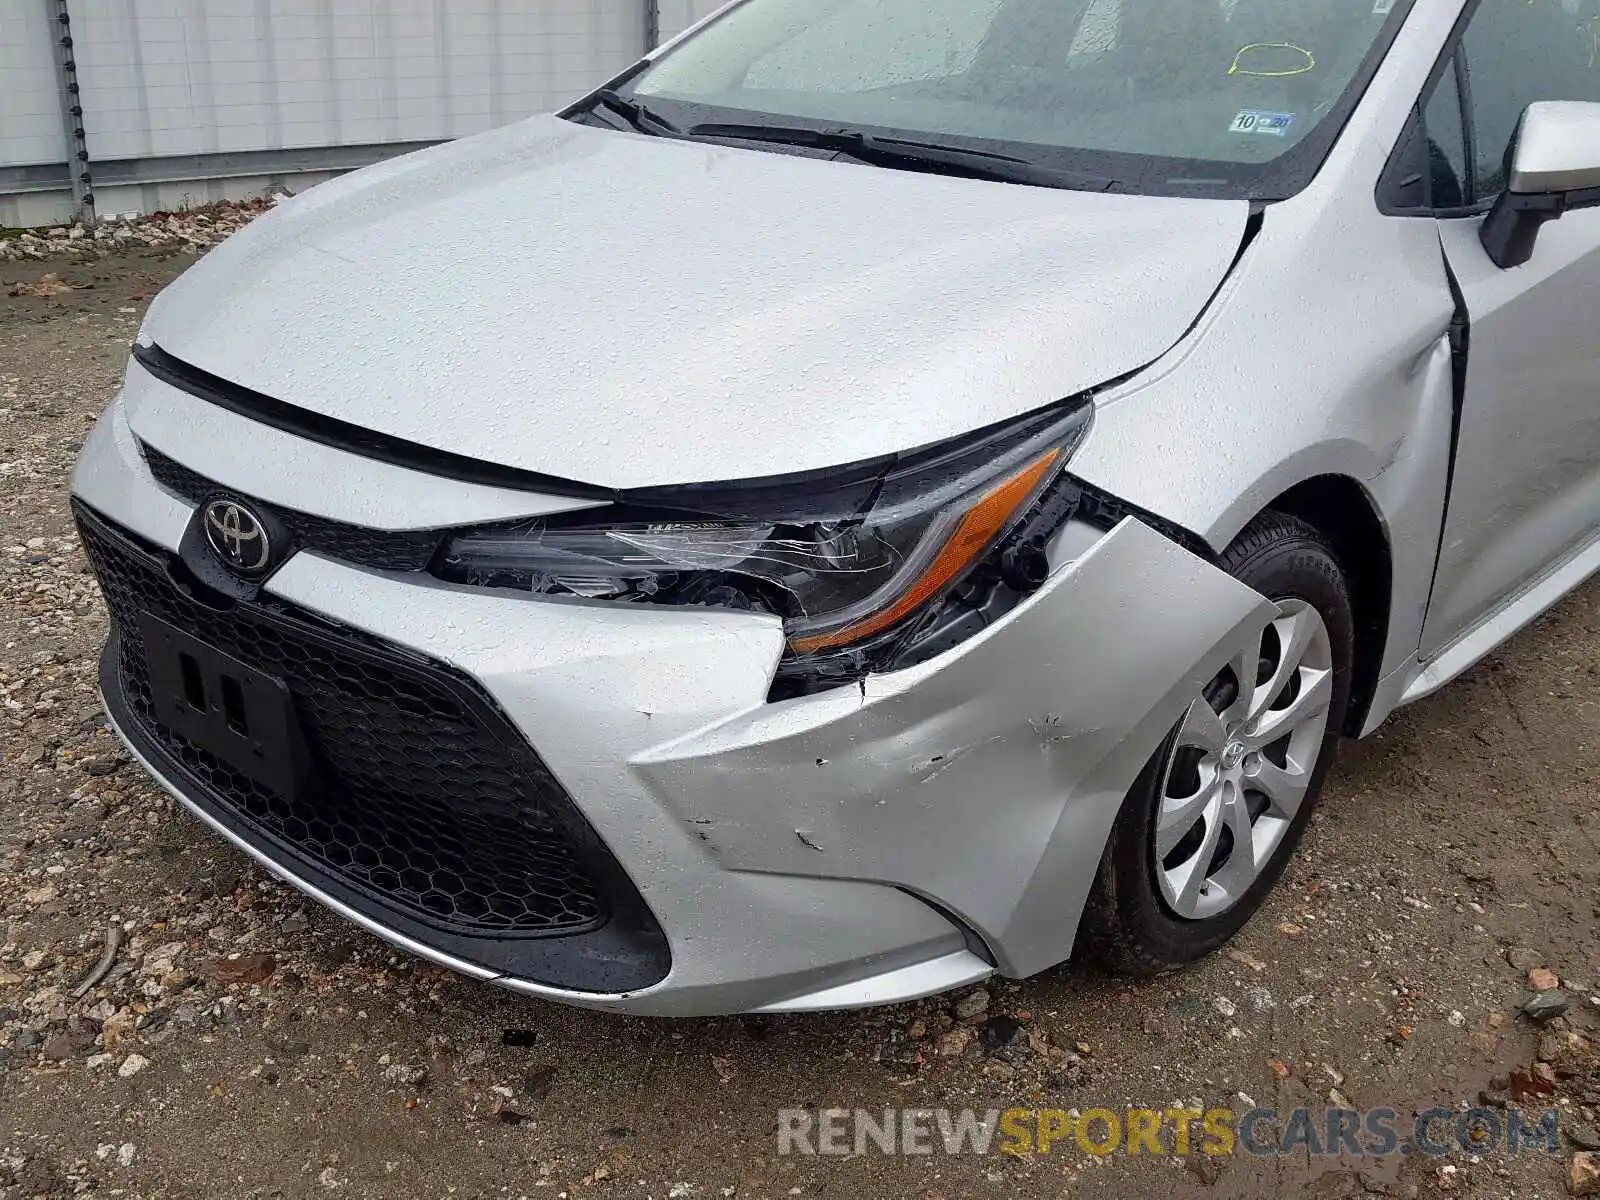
142,115,1249,490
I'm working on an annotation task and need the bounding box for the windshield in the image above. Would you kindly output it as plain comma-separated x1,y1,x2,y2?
627,0,1410,197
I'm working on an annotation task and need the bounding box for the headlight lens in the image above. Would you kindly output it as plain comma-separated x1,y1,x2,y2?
435,401,1092,692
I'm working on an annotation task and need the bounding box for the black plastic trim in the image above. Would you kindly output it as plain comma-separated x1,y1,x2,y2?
141,441,459,575
132,343,614,501
1421,245,1472,627
1456,47,1479,209
1070,474,1216,562
1480,184,1600,269
1375,101,1429,214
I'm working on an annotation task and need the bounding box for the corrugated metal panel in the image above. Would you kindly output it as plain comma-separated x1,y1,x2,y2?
657,0,726,43
66,0,646,162
0,1,69,168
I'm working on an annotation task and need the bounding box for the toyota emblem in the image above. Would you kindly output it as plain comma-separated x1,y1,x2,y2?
203,499,273,576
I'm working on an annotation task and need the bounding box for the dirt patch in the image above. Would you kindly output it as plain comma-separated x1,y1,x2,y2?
0,248,191,334
1,238,1597,1199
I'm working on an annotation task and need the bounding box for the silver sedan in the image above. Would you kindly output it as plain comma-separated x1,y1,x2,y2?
74,0,1600,1014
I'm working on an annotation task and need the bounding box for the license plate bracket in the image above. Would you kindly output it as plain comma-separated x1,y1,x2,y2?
137,612,310,800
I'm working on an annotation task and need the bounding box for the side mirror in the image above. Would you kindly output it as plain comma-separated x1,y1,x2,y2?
1481,101,1600,268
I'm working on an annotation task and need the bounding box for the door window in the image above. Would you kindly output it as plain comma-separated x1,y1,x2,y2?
1422,57,1468,208
1459,0,1600,199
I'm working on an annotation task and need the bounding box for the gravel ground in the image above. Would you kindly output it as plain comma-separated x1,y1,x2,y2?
2,212,1599,1199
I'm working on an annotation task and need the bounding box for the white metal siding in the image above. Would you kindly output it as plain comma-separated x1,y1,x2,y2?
65,0,645,162
0,2,68,167
657,0,725,43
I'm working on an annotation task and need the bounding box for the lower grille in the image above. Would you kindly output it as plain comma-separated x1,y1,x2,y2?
76,500,668,990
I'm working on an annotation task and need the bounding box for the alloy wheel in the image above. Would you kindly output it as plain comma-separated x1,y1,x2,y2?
1153,599,1334,921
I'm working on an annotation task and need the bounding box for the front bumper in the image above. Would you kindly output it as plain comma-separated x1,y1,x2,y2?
74,374,1272,1015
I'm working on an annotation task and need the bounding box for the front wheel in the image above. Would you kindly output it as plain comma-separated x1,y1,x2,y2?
1081,511,1354,974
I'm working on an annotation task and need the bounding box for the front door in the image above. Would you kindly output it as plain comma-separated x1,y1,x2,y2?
1421,0,1600,657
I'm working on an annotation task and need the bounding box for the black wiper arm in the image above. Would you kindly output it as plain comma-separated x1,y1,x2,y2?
686,122,1114,191
590,88,682,137
691,121,1023,159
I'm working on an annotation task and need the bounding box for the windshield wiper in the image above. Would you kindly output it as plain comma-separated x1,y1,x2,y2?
589,89,682,137
685,122,1114,191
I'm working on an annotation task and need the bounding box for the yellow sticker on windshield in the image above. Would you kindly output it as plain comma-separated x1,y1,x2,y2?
1228,43,1317,77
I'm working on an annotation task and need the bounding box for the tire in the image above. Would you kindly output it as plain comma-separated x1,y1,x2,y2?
1080,510,1355,975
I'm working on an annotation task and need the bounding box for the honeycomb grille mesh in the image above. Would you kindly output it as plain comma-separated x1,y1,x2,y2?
140,443,445,572
77,505,608,936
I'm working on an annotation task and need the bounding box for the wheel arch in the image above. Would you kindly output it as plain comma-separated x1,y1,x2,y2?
1256,474,1393,738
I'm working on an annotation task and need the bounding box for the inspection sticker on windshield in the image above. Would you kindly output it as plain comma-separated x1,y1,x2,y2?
1230,110,1295,137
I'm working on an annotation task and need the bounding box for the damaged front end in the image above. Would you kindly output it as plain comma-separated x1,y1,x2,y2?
433,401,1095,700
631,511,1277,987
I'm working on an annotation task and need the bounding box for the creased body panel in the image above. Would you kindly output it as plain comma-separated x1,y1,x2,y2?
633,518,1276,977
1061,0,1470,731
262,552,975,1015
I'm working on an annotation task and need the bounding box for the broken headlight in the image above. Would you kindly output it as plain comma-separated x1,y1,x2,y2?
434,401,1093,695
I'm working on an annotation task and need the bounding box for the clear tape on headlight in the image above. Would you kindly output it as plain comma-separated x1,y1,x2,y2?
435,400,1093,691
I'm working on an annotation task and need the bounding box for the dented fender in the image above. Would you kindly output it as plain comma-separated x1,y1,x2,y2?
633,517,1275,978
